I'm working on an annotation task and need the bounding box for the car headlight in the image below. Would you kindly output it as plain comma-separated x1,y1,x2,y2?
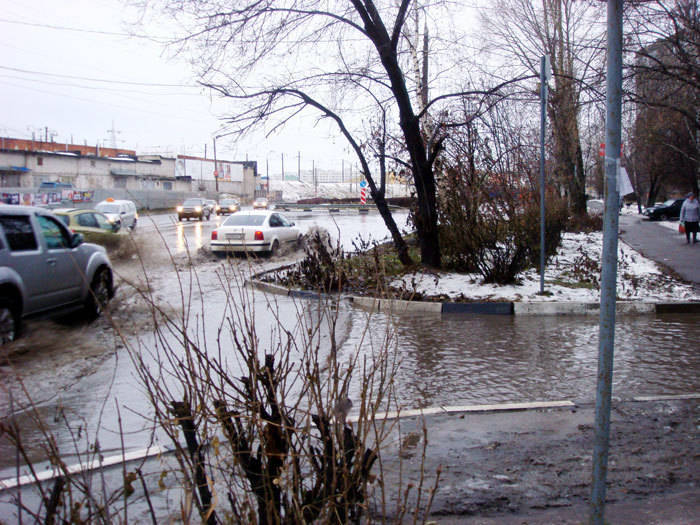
195,206,201,212
177,206,183,212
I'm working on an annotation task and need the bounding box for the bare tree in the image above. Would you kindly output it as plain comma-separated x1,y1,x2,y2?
143,0,532,269
480,0,606,215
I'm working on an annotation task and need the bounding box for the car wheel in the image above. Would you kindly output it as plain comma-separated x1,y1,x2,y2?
269,240,280,257
660,214,668,221
0,299,20,345
85,267,113,321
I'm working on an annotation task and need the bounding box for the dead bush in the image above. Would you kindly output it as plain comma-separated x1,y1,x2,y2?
437,170,568,284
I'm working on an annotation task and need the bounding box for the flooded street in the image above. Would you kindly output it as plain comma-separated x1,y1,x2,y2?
1,208,699,481
345,310,700,408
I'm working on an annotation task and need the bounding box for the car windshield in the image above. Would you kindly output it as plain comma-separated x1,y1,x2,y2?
183,199,202,205
223,214,266,226
221,199,237,205
663,199,677,206
97,204,120,213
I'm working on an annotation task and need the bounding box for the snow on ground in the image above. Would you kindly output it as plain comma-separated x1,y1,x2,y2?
390,228,699,303
268,184,697,303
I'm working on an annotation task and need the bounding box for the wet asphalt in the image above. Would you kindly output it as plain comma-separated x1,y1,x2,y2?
619,214,700,288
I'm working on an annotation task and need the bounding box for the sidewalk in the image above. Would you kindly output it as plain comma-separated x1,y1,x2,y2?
377,398,699,523
619,214,700,287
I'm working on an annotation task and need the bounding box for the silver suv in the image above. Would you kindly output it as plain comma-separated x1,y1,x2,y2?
96,199,138,230
0,205,114,343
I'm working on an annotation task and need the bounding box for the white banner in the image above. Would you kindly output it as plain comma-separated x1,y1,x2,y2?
175,158,243,182
617,166,634,196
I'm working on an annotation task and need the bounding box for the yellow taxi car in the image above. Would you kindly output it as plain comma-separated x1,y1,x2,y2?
52,208,121,235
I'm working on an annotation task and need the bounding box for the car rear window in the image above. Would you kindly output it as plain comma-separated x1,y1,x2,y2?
223,214,266,226
56,215,70,226
97,204,121,213
0,215,38,251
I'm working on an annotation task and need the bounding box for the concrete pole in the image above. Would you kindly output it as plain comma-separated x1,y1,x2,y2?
591,0,623,523
213,137,219,193
539,55,549,295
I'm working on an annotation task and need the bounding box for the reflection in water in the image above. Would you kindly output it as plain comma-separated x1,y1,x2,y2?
175,222,204,253
344,311,700,409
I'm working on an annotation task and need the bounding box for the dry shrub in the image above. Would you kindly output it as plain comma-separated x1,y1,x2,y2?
128,263,437,524
437,169,568,284
567,212,603,233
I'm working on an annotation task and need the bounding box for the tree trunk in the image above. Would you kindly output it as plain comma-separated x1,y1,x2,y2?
370,186,412,265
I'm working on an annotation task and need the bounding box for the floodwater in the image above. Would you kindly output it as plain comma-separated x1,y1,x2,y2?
1,208,699,481
341,309,700,408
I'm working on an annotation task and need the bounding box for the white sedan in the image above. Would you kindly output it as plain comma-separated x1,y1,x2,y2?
210,210,301,256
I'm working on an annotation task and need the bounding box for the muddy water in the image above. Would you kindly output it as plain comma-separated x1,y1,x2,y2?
2,210,698,481
343,310,700,408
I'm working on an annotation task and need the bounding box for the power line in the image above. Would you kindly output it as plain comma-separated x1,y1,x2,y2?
0,17,170,43
0,79,215,123
0,65,199,88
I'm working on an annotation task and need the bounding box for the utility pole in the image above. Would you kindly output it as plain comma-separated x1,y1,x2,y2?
281,152,285,182
297,151,301,181
213,136,219,193
341,159,344,183
106,120,120,149
539,55,551,295
591,1,622,523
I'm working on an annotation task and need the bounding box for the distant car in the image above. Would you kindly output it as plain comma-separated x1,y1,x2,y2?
252,197,269,210
210,211,301,257
177,197,211,221
642,199,684,221
95,199,138,230
217,198,240,215
586,199,604,215
0,205,114,343
53,208,121,235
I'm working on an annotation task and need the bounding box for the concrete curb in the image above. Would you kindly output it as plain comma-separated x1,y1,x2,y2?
246,276,700,315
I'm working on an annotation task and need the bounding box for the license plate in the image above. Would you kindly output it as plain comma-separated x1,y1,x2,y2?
226,233,243,240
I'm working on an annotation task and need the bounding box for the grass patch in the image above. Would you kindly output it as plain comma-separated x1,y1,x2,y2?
547,278,598,290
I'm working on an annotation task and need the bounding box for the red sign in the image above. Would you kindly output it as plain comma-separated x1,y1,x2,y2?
599,142,624,157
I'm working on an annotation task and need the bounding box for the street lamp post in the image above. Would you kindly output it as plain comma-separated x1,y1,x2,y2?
213,136,219,193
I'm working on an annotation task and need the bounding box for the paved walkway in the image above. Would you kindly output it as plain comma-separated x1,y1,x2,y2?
619,214,700,287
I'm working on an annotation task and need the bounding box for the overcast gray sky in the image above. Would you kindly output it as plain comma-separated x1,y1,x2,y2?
0,0,351,171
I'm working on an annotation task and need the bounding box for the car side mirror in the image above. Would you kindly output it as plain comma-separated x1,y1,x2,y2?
71,232,84,248
290,221,295,226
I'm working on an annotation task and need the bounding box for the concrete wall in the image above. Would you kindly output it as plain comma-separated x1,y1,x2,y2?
1,148,259,207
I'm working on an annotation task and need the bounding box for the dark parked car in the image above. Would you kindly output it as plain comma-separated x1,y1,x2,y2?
642,198,684,221
177,197,211,221
0,205,114,343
